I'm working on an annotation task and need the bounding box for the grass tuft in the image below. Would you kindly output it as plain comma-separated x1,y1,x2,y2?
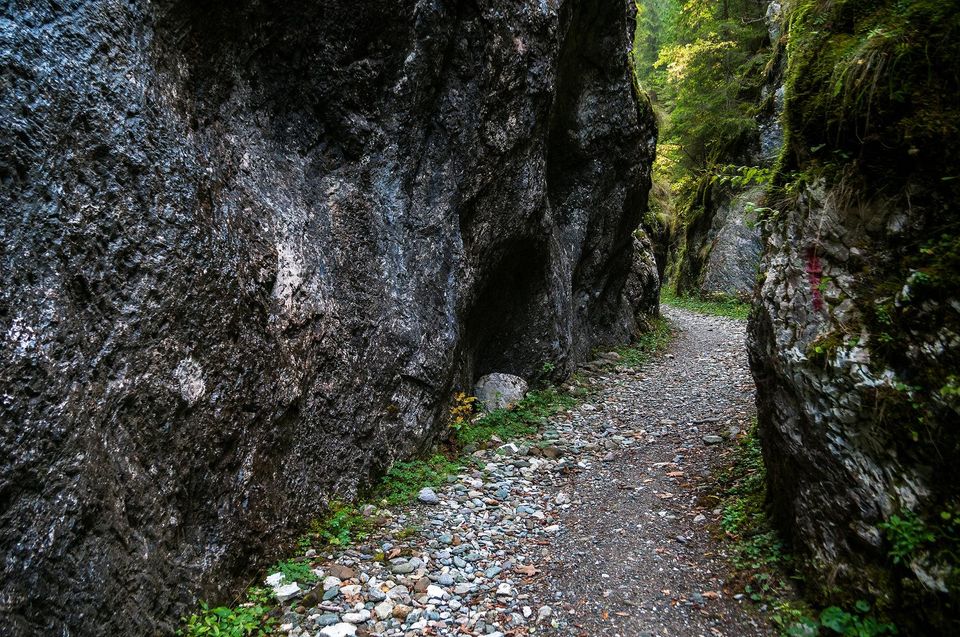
661,286,751,319
614,316,673,367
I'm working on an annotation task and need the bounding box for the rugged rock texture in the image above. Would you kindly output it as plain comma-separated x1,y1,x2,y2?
0,1,657,633
673,184,765,301
699,187,764,298
749,0,959,633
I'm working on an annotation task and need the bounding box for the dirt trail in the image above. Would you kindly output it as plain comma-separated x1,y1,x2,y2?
537,306,772,636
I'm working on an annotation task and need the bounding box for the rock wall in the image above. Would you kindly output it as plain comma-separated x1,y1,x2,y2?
0,1,657,633
699,186,765,298
748,0,959,632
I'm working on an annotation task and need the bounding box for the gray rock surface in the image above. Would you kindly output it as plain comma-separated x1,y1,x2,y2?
699,187,765,299
747,3,959,632
474,374,529,411
748,180,960,633
0,0,657,633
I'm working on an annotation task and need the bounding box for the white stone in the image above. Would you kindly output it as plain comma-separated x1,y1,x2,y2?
474,373,528,411
273,582,301,602
322,576,342,590
374,600,395,620
425,584,446,599
319,623,357,637
341,610,370,624
264,572,284,587
340,584,362,597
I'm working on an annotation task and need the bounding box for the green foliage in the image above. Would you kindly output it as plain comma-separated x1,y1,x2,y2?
660,285,751,319
878,512,937,565
376,454,461,506
179,602,273,637
269,558,317,585
454,388,576,447
296,501,373,550
395,525,420,540
714,425,899,636
613,316,673,367
717,424,786,572
780,602,898,637
878,508,960,573
632,0,772,266
781,0,960,190
712,164,775,189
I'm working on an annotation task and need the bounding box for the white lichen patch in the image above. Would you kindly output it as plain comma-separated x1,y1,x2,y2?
272,239,304,313
172,357,205,405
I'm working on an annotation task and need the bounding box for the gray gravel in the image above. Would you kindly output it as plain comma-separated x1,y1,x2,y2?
267,306,772,637
538,306,773,637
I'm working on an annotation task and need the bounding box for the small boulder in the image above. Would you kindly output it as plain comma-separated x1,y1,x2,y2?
474,373,528,411
417,487,440,505
274,582,301,603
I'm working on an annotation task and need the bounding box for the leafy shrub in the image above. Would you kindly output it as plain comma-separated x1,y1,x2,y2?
179,602,272,637
448,392,477,431
269,558,317,585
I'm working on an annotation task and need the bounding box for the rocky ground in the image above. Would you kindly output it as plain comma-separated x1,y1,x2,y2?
269,307,773,637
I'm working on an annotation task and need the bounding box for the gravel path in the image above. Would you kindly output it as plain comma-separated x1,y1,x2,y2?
269,306,772,637
536,306,771,637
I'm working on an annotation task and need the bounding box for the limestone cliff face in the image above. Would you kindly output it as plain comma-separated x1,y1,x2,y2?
0,1,657,633
748,0,960,632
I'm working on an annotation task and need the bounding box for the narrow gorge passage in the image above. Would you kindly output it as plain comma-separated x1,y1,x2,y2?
539,306,767,637
270,306,769,637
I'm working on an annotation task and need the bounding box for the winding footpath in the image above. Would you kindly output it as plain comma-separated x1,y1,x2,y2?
272,307,773,637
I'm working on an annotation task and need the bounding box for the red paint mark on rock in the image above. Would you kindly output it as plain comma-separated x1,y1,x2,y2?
806,248,824,311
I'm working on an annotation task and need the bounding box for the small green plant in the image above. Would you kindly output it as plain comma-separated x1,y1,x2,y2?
540,361,556,376
179,601,273,637
614,316,673,367
816,601,897,636
712,164,775,189
298,501,371,549
777,599,897,636
395,524,420,540
454,387,576,447
269,558,317,585
878,508,960,568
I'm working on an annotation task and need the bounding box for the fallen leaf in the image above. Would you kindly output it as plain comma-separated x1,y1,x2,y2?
703,591,720,599
600,610,609,620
